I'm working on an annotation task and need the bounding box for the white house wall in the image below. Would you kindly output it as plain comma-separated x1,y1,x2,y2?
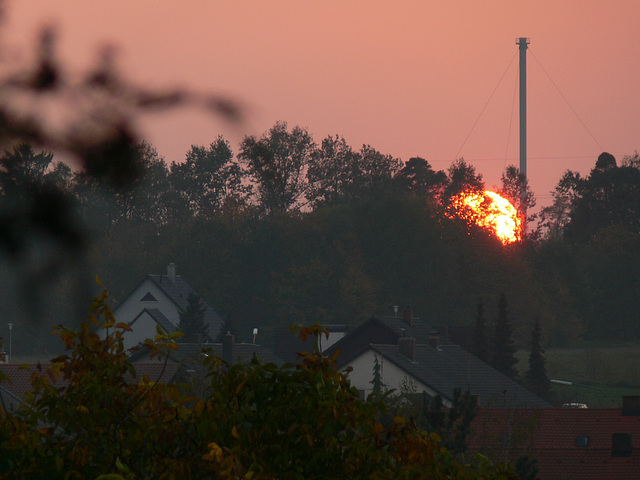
117,279,181,321
319,332,345,352
105,278,182,349
345,349,445,404
123,311,158,351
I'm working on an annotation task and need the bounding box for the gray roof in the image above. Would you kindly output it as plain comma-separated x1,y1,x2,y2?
326,315,549,408
325,314,444,360
366,343,550,408
0,384,27,413
370,315,436,343
133,308,177,334
273,325,349,363
147,273,224,341
129,341,284,368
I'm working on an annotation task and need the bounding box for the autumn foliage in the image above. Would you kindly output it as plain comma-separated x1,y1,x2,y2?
0,289,518,479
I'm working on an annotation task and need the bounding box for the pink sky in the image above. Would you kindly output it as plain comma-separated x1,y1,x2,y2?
3,1,640,209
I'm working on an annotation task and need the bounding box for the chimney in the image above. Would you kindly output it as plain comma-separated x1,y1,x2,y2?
398,337,416,361
427,335,439,349
402,305,414,327
167,263,177,284
222,332,235,365
622,396,640,416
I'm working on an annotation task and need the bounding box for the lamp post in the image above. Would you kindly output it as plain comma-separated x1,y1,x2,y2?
8,323,13,363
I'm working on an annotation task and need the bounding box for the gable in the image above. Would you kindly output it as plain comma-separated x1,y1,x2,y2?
114,279,181,328
122,309,177,351
114,272,224,345
327,319,398,365
326,315,434,367
140,292,157,302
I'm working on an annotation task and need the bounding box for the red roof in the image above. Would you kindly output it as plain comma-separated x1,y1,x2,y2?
471,407,640,479
0,364,55,403
0,363,179,412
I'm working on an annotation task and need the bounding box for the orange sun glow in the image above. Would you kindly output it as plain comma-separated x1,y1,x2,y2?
448,190,522,244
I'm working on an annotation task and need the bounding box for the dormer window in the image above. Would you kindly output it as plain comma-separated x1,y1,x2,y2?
612,433,633,457
575,436,589,447
141,292,157,302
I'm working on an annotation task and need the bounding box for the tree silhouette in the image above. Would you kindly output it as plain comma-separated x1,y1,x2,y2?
471,297,489,363
491,293,518,379
169,136,249,218
371,354,383,394
443,158,484,201
524,318,552,399
177,292,209,343
421,388,478,456
238,121,314,215
499,165,536,223
394,156,448,202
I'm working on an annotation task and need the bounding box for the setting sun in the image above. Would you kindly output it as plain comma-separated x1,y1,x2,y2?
448,190,522,244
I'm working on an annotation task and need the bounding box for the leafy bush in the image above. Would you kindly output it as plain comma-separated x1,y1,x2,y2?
0,289,518,479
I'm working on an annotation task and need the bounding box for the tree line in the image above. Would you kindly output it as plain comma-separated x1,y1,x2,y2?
1,122,489,227
1,124,640,356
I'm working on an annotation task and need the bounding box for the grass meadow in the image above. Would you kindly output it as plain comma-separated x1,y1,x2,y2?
517,345,640,408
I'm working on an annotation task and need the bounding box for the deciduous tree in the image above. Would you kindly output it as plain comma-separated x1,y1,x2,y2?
238,121,314,215
307,136,401,209
394,156,448,201
498,165,536,224
169,136,249,218
443,158,484,201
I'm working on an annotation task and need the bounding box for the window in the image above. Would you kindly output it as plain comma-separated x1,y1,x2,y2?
612,433,633,457
575,436,589,447
141,292,157,302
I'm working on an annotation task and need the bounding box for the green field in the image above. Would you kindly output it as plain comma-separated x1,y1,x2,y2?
517,345,640,408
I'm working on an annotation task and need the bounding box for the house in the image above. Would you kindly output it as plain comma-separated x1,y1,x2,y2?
111,263,224,351
470,398,640,479
273,325,348,363
129,334,284,369
0,364,45,413
128,333,285,398
325,308,549,407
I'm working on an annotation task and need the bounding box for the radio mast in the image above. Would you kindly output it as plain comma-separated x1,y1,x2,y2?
517,37,530,227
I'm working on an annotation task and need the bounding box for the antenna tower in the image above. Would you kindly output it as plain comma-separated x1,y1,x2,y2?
517,37,530,226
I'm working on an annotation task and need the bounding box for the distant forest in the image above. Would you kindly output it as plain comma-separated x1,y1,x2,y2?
2,122,639,354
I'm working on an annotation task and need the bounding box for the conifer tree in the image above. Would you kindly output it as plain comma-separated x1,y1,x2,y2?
525,318,552,398
471,297,489,363
177,292,209,342
491,293,519,379
371,354,383,394
215,315,240,343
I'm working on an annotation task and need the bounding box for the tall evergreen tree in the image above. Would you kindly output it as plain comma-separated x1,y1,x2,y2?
421,388,478,456
471,297,489,363
177,293,209,343
215,315,240,343
524,319,552,398
371,355,383,394
491,293,519,379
